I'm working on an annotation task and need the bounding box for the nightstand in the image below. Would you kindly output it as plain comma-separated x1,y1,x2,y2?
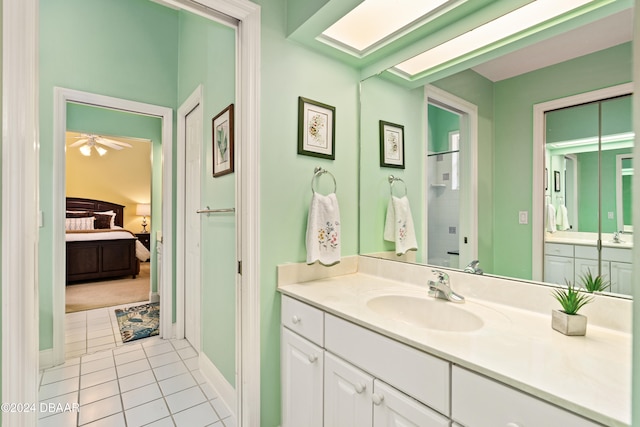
136,233,151,251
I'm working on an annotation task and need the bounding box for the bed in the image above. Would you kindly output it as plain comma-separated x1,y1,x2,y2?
66,197,149,283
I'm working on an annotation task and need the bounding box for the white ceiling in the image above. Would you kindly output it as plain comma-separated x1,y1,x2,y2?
471,10,633,82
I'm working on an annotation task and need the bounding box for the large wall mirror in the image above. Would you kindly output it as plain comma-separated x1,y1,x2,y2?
358,4,633,299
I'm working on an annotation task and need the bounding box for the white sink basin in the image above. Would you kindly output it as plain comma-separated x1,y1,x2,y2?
366,295,484,332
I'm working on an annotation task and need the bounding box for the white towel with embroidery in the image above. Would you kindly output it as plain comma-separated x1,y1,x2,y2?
306,192,341,266
556,204,570,231
384,196,418,255
546,203,557,233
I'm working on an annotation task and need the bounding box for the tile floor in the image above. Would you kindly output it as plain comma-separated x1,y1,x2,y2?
39,305,235,427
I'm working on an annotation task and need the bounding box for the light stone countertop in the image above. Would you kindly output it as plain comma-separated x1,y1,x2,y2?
545,231,633,249
278,272,631,427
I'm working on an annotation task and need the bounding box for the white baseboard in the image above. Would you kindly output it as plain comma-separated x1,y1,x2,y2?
149,291,160,303
199,352,236,420
39,349,54,370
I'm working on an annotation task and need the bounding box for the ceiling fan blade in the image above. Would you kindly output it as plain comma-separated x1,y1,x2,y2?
69,139,89,147
96,140,125,150
96,137,132,148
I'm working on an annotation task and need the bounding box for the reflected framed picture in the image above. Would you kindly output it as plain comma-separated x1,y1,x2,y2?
379,120,405,168
545,167,548,191
554,170,561,192
212,104,234,177
298,96,335,159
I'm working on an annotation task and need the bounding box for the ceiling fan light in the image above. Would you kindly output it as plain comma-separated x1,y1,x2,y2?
79,145,92,156
96,146,108,156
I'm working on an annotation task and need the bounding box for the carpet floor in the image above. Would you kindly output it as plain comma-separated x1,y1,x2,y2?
65,262,151,313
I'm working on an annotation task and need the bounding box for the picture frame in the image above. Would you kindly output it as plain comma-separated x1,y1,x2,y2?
298,96,336,159
379,120,405,168
554,170,561,192
212,104,234,177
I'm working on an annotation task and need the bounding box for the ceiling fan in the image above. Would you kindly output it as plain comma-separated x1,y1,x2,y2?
69,134,133,156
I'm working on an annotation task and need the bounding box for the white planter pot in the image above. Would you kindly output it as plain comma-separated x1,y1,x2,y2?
551,309,587,336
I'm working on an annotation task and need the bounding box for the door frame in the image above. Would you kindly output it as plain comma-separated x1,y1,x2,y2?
424,85,478,268
2,0,261,426
531,82,632,281
51,88,174,365
176,85,203,351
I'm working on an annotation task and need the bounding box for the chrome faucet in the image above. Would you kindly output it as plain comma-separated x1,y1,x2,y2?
428,270,465,303
464,260,483,275
612,231,624,243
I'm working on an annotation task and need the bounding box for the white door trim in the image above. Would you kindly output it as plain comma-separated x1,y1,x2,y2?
176,85,203,351
52,88,174,365
424,85,479,268
2,0,39,425
531,82,633,281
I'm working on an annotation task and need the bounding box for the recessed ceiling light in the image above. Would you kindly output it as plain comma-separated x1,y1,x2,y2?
321,0,460,54
394,0,595,77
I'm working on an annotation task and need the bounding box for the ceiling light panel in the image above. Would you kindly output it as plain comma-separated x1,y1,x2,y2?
394,0,594,77
321,0,454,53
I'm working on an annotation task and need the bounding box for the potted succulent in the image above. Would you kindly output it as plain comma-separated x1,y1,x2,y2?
551,281,593,336
578,269,610,293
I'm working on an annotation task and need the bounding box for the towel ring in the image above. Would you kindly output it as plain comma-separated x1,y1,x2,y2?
388,175,407,197
311,167,337,194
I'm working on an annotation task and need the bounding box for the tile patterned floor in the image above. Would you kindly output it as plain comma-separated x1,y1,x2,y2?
39,305,235,427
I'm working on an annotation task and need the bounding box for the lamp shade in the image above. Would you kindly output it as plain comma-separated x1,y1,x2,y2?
136,203,151,217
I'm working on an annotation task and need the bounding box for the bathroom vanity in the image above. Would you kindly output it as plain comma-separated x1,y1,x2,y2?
544,231,633,294
278,256,631,427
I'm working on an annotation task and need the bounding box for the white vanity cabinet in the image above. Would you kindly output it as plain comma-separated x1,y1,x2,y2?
545,242,632,294
451,366,602,427
281,297,325,427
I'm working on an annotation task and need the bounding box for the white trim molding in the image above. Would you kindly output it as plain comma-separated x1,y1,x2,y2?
2,0,40,426
531,83,633,281
52,88,174,365
200,352,237,422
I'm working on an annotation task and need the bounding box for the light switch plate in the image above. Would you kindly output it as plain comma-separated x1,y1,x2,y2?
519,211,528,225
608,211,614,219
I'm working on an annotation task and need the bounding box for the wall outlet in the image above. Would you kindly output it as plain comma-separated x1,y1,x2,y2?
519,211,528,225
608,211,614,220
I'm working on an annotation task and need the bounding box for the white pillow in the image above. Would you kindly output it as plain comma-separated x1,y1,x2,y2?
66,217,95,231
95,210,116,228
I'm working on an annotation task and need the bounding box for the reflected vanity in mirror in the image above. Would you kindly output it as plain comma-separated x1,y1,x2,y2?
358,3,633,298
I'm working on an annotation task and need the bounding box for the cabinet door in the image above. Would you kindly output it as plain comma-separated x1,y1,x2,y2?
325,352,374,427
574,258,600,283
610,262,633,295
373,380,450,427
281,328,324,427
544,255,574,285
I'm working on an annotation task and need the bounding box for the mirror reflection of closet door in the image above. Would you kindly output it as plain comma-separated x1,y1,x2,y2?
543,94,633,295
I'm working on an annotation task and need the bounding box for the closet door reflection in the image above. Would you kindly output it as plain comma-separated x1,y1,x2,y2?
543,94,633,295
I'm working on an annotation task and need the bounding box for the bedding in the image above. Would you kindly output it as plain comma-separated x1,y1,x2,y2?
65,197,147,283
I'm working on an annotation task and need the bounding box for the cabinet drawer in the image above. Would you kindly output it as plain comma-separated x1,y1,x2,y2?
281,296,324,346
452,366,601,427
574,245,598,260
602,247,632,263
545,243,573,257
325,314,450,415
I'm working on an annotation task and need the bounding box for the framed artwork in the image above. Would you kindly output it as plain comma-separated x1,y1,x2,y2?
212,104,234,177
298,96,336,159
379,120,405,168
554,170,561,192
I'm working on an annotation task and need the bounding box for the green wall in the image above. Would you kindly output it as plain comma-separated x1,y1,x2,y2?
176,11,237,387
257,0,360,424
428,104,460,154
359,76,425,261
39,0,178,349
492,42,631,279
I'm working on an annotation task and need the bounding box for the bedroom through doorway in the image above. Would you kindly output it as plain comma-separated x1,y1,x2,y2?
63,102,162,359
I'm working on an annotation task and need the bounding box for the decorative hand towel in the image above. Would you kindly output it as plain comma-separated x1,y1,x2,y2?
546,203,557,233
384,196,418,255
306,192,341,266
556,204,570,231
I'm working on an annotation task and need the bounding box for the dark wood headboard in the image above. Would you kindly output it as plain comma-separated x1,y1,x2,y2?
66,197,125,227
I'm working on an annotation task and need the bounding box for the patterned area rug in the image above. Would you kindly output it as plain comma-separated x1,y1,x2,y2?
115,302,160,343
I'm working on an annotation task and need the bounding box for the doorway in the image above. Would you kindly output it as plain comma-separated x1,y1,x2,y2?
424,85,478,270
